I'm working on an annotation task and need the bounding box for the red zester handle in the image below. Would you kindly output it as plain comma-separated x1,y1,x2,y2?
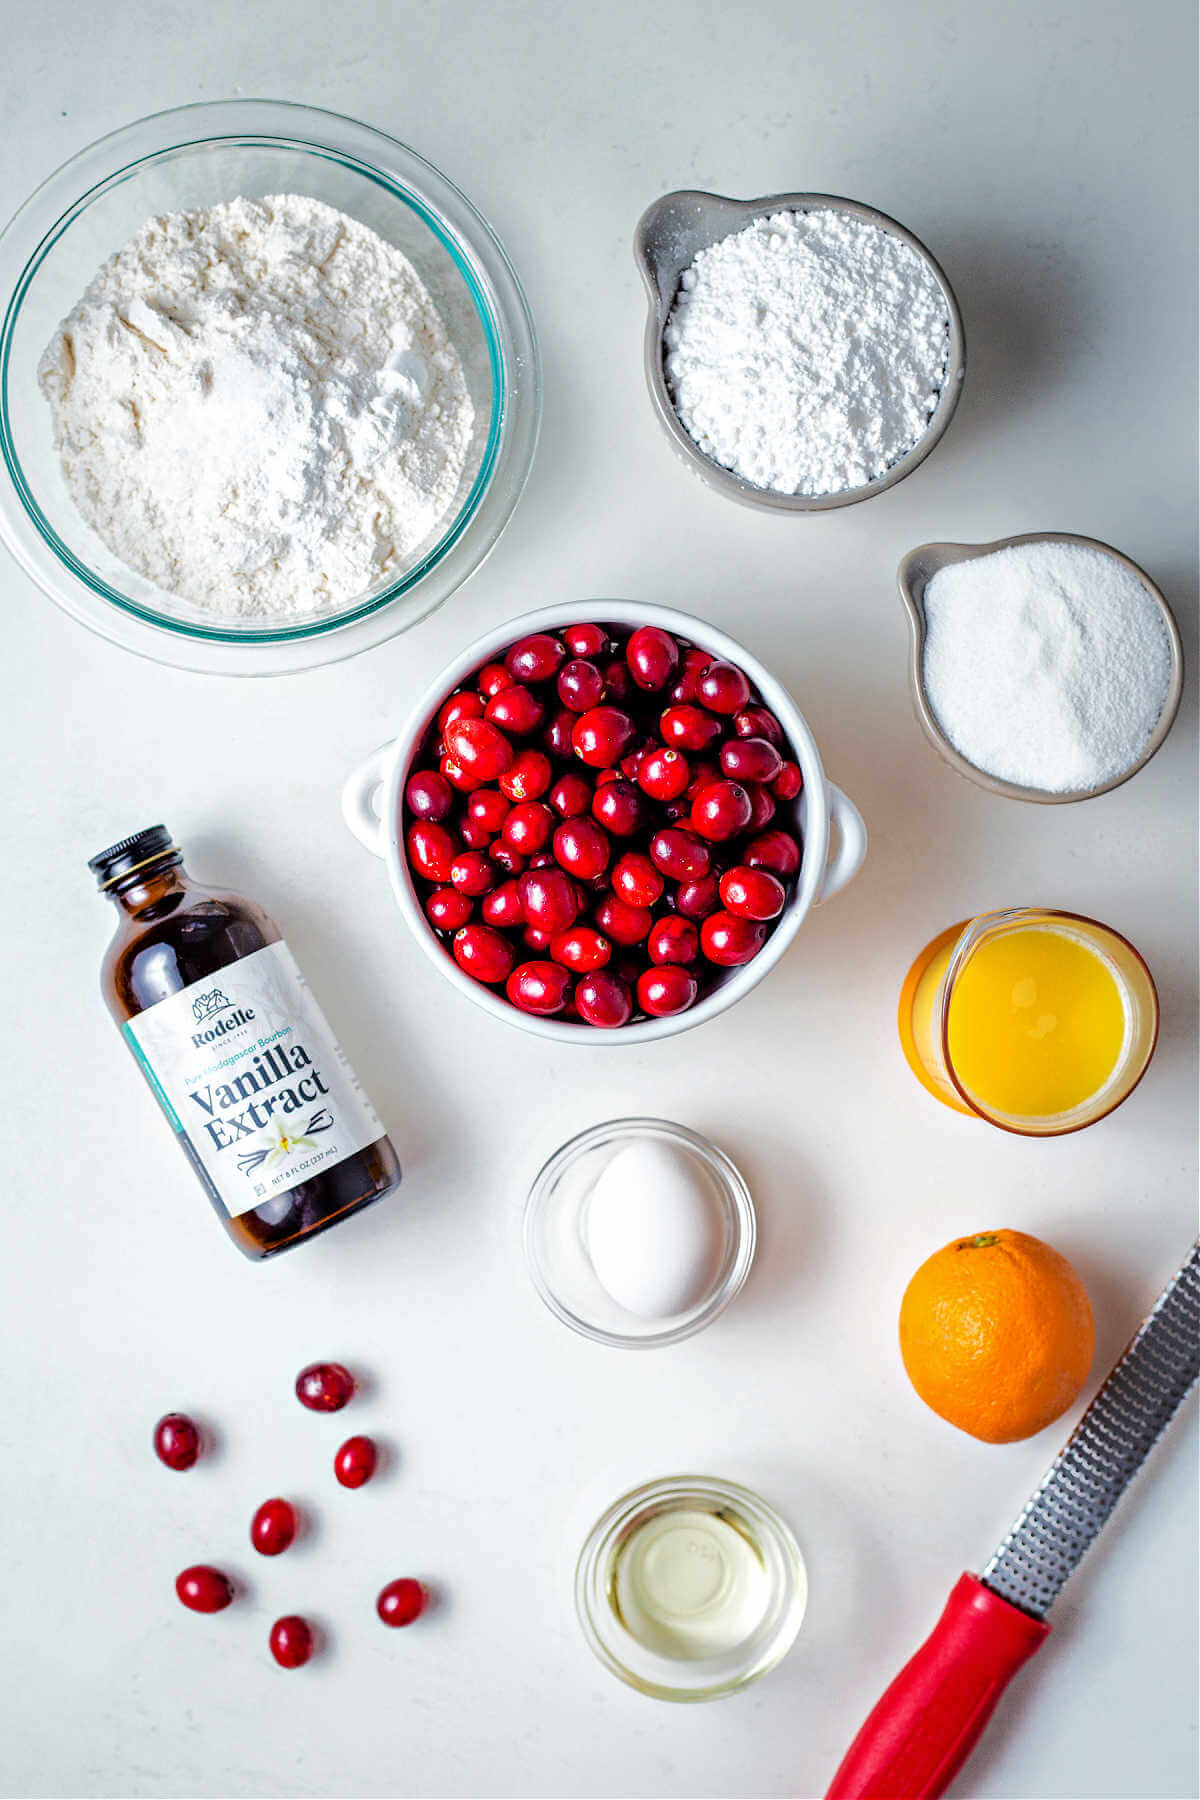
825,1574,1050,1800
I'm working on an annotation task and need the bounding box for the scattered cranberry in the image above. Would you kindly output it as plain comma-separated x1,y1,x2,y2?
550,926,612,971
772,760,803,801
648,916,699,965
499,749,552,802
592,777,645,837
612,851,664,908
486,684,544,736
426,886,473,932
721,736,783,785
557,659,605,712
407,822,456,883
377,1578,427,1627
519,867,580,934
176,1566,234,1613
506,961,571,1016
638,965,699,1017
626,625,680,691
251,1498,297,1556
270,1615,314,1668
575,972,633,1028
334,1435,378,1489
637,747,690,801
507,632,566,682
295,1362,356,1413
698,661,751,715
691,780,752,841
405,770,454,823
449,851,496,897
720,865,786,921
701,911,768,966
454,923,516,984
154,1413,201,1471
744,828,802,879
573,706,635,769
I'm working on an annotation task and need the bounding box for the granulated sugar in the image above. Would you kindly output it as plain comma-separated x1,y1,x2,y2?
922,540,1173,792
663,209,950,497
38,194,474,619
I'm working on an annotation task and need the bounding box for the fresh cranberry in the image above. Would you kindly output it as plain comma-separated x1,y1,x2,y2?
251,1498,297,1556
697,661,751,715
611,851,664,908
721,736,783,784
405,769,454,823
573,707,635,769
772,760,803,801
601,657,633,703
553,818,610,880
575,972,633,1027
503,801,554,853
468,789,511,835
438,691,485,735
295,1362,356,1412
647,916,700,965
499,749,553,802
519,867,580,934
270,1615,314,1668
746,784,777,830
592,777,645,836
638,966,699,1017
153,1413,200,1471
734,706,784,745
449,851,496,897
407,821,457,883
684,758,721,801
176,1566,234,1614
649,826,710,880
528,851,556,869
453,924,515,985
377,1578,427,1627
549,772,592,818
486,684,544,736
426,886,473,932
543,708,577,759
334,1435,378,1489
506,961,571,1015
676,874,723,919
477,660,515,699
669,646,714,703
458,814,492,850
562,622,610,659
701,911,768,965
744,828,802,879
440,752,481,793
660,704,722,752
557,659,605,712
637,747,691,801
626,625,680,691
444,717,514,783
550,926,612,972
506,633,566,682
477,885,520,935
691,780,752,841
594,893,652,946
720,865,786,920
489,843,527,878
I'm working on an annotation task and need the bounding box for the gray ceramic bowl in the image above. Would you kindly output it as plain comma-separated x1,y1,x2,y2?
898,532,1184,803
634,188,966,512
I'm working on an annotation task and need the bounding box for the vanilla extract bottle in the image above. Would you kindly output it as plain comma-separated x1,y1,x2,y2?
92,826,400,1259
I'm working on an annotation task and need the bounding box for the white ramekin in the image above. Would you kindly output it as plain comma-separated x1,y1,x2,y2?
341,600,866,1043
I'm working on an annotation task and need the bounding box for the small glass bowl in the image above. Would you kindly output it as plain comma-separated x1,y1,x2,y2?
523,1119,756,1347
0,100,540,675
575,1475,808,1701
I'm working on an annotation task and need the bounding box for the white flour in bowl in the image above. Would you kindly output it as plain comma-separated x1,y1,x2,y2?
663,208,950,497
38,194,474,619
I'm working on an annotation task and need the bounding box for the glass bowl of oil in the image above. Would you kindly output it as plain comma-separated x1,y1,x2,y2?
575,1475,807,1701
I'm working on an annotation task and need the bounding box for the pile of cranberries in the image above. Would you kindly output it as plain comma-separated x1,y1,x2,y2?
403,621,804,1027
154,1362,427,1669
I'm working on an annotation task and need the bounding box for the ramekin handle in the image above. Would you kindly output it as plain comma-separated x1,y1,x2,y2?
341,744,393,859
816,783,867,904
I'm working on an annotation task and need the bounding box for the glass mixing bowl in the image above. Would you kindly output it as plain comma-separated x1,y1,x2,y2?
0,101,540,675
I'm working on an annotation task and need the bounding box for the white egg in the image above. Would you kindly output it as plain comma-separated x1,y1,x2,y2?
584,1137,725,1320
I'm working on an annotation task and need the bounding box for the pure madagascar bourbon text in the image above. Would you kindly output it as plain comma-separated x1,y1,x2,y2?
92,826,400,1258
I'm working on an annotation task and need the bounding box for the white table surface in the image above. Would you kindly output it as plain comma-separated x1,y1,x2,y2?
2,3,1196,1796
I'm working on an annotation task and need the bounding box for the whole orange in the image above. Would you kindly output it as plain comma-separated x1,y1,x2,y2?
899,1229,1095,1443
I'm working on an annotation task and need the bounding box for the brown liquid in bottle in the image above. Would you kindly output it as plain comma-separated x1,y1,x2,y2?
93,826,400,1260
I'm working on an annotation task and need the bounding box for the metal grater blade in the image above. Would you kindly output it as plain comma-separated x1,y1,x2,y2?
981,1242,1200,1620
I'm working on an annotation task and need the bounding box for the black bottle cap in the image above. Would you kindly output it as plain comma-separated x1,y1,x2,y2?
88,825,177,889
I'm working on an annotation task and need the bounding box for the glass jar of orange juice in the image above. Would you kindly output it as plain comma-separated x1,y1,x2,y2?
898,909,1158,1136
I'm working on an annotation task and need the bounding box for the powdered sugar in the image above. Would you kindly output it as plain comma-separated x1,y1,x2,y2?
922,541,1173,792
38,194,474,619
663,209,950,496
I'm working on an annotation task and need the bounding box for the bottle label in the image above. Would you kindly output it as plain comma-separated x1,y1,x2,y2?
123,942,385,1219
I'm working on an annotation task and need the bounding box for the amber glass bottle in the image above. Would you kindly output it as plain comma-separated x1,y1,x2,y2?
92,825,400,1260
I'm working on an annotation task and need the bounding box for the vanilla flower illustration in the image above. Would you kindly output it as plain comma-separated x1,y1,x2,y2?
265,1118,318,1165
